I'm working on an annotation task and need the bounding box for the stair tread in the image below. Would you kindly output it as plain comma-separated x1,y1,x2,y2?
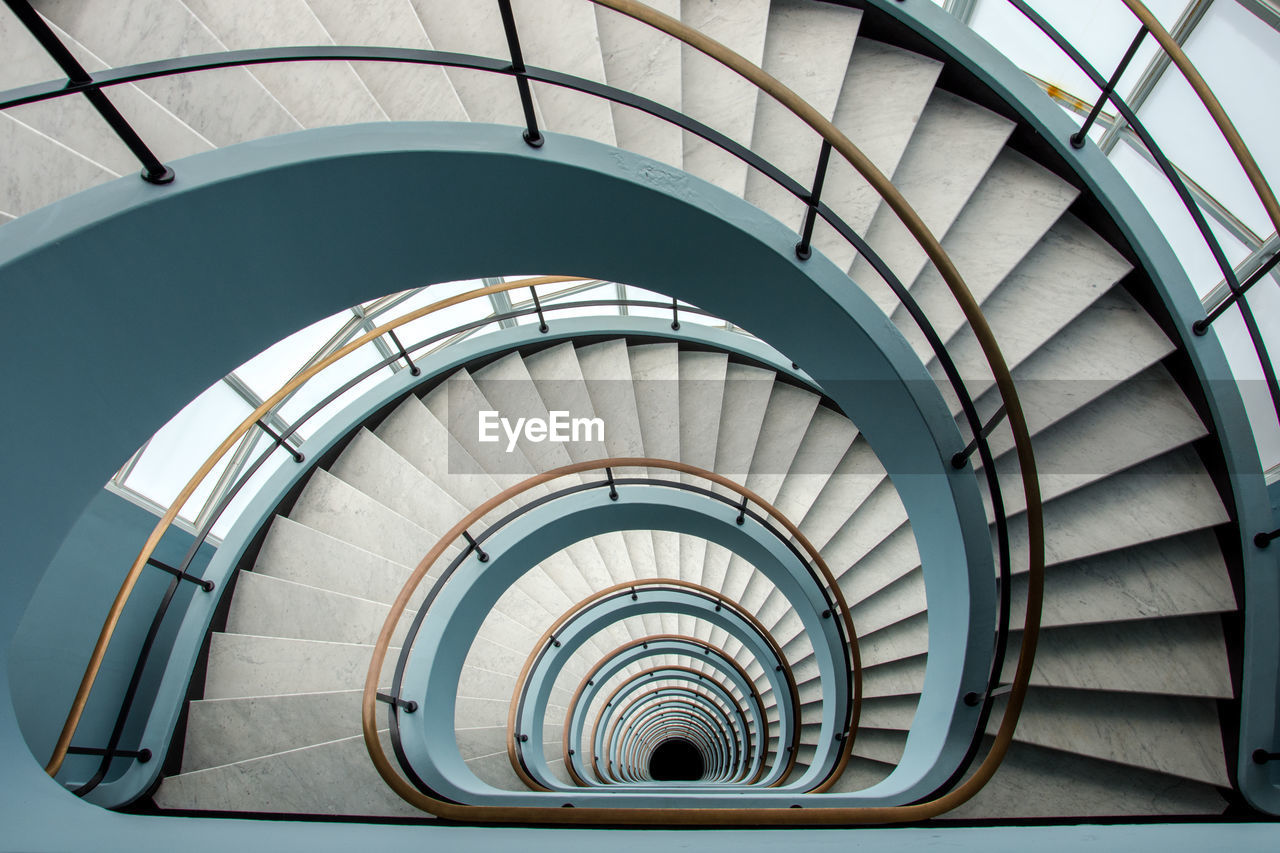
157,731,425,817
38,0,304,146
306,0,470,122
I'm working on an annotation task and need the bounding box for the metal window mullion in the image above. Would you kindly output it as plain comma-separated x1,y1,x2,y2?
1235,0,1280,31
944,0,979,26
113,438,150,486
353,307,401,373
1201,232,1280,314
1113,123,1265,249
191,428,264,533
222,374,298,446
1097,0,1216,154
485,277,520,329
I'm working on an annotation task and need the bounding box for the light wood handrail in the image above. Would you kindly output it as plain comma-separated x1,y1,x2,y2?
44,274,586,777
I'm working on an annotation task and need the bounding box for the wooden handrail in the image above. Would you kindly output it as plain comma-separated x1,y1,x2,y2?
43,274,586,777
561,634,771,787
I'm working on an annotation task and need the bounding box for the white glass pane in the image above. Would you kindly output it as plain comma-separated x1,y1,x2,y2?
122,381,253,521
388,279,494,349
1134,0,1280,240
1108,142,1249,297
1211,295,1280,472
276,341,387,427
624,285,677,321
967,0,1185,103
210,438,291,540
234,310,351,403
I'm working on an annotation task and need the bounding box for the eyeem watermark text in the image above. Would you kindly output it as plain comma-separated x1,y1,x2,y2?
478,410,605,452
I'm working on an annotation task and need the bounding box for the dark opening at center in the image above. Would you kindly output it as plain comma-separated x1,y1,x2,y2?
648,737,705,781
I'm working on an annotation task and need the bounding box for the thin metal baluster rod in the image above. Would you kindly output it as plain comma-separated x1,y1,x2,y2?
4,0,174,183
795,140,833,259
1072,26,1147,148
496,0,544,147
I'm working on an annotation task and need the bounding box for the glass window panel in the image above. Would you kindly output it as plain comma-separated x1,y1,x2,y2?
1108,142,1250,297
1211,297,1280,472
1136,0,1280,239
233,310,351,403
624,285,678,321
388,279,495,348
967,0,1185,105
210,438,291,540
122,381,254,520
276,341,387,428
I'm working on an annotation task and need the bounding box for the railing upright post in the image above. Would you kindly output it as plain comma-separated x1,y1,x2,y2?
496,0,544,148
530,286,549,333
951,404,1008,469
1071,26,1148,148
795,140,833,260
385,329,421,376
670,298,681,331
1194,250,1280,334
4,0,174,183
255,419,304,463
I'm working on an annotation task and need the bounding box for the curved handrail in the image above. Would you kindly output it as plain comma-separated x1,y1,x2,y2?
503,577,813,791
41,274,583,777
561,635,770,787
362,460,1004,822
364,463,853,798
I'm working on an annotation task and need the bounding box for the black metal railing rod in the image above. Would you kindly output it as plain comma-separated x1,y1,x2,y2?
951,404,1008,469
795,140,833,260
146,557,214,592
3,0,173,183
736,495,748,526
1008,0,1280,423
1254,528,1280,548
255,419,304,464
1255,750,1280,764
495,0,543,147
66,745,150,762
385,328,421,376
530,286,549,333
461,530,489,563
606,467,618,501
1195,250,1280,333
376,692,419,713
70,567,186,796
670,298,681,331
1071,25,1147,148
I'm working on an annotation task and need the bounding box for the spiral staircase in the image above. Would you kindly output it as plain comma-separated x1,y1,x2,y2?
0,0,1276,846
